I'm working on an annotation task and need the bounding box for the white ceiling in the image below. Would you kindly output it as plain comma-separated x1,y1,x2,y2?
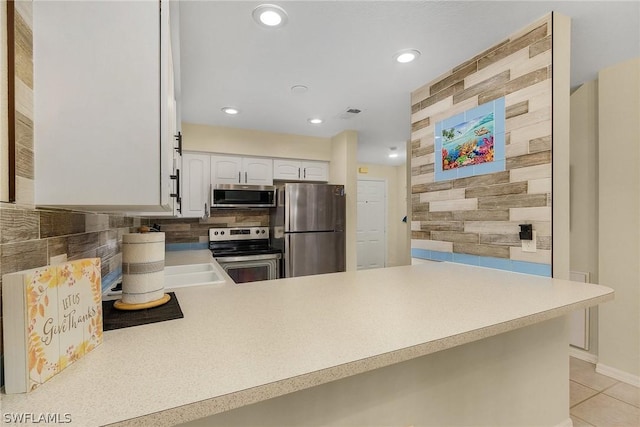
177,1,640,166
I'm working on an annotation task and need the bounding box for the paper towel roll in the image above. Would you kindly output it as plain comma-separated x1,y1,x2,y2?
121,232,165,304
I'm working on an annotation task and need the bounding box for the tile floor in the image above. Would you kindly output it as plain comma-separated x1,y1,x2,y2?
570,357,640,426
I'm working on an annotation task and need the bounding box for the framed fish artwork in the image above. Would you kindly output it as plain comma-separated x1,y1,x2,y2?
434,98,506,182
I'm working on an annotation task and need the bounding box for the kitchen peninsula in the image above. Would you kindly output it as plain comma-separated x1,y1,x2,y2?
1,256,613,427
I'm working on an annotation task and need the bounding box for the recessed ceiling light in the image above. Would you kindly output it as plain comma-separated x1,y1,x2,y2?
291,85,308,94
389,146,399,158
252,4,288,28
308,118,323,125
394,49,421,64
221,107,240,115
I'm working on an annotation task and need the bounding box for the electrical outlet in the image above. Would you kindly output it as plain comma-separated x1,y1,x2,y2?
50,253,68,265
521,231,537,253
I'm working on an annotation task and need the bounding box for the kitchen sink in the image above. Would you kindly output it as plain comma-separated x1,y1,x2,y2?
164,263,226,288
104,263,227,299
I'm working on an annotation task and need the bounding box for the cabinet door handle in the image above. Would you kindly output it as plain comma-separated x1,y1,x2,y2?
245,171,248,183
174,131,182,155
204,202,209,218
170,169,182,213
304,168,306,179
238,171,241,183
298,168,301,179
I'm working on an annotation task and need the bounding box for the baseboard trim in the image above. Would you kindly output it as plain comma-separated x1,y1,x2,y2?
569,347,598,364
596,363,640,387
554,417,573,427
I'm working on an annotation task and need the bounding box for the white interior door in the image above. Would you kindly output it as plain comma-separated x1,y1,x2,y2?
357,180,386,270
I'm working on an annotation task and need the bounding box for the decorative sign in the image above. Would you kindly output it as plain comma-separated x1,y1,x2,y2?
435,98,505,181
2,259,103,393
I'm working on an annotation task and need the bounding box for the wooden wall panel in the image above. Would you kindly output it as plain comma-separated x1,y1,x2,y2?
410,14,553,266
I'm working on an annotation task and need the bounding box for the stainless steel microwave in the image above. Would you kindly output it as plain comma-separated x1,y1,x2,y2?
212,184,276,208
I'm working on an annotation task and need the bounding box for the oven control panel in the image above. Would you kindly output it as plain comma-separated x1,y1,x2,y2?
209,226,269,241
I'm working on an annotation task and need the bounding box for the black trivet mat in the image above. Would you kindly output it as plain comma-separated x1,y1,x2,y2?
102,292,183,331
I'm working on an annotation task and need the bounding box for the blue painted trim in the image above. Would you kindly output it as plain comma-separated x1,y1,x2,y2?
411,248,431,259
478,256,513,271
165,242,209,251
411,248,551,277
511,261,552,277
101,267,122,293
452,253,479,266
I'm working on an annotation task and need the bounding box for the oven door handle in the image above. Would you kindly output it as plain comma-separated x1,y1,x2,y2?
215,253,281,262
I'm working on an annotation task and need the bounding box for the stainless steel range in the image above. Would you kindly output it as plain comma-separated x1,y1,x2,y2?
209,226,281,284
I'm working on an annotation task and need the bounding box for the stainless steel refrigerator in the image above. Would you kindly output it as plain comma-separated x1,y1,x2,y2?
270,183,346,278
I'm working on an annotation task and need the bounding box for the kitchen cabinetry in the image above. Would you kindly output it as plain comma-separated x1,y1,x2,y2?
33,1,180,212
211,155,273,186
273,160,329,182
181,153,210,218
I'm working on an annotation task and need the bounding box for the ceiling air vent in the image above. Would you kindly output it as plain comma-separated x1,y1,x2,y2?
338,107,363,119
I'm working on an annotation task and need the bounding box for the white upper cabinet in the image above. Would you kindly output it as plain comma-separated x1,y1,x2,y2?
301,161,329,182
273,160,301,180
34,1,179,212
211,156,243,185
243,157,273,185
211,155,273,186
181,153,210,218
273,159,329,182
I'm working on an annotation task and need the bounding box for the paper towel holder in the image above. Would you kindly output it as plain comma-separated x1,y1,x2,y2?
114,232,169,311
114,294,171,311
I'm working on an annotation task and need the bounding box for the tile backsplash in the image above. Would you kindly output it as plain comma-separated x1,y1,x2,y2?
0,204,142,385
0,204,267,386
149,208,270,244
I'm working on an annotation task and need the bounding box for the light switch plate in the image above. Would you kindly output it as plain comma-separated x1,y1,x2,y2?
521,231,537,253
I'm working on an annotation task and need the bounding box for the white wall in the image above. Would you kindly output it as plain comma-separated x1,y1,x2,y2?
597,58,640,382
552,13,572,280
182,123,332,161
570,80,599,283
569,79,600,354
357,163,410,267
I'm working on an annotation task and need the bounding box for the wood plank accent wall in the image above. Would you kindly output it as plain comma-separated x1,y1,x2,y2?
0,206,141,378
12,0,34,205
410,14,553,266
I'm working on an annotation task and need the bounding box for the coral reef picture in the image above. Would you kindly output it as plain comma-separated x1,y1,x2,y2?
441,113,495,170
434,98,505,182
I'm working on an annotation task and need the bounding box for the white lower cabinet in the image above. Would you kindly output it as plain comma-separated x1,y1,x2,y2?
181,153,211,218
273,160,329,182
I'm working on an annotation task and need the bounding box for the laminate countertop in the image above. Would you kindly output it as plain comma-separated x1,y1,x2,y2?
0,252,614,426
